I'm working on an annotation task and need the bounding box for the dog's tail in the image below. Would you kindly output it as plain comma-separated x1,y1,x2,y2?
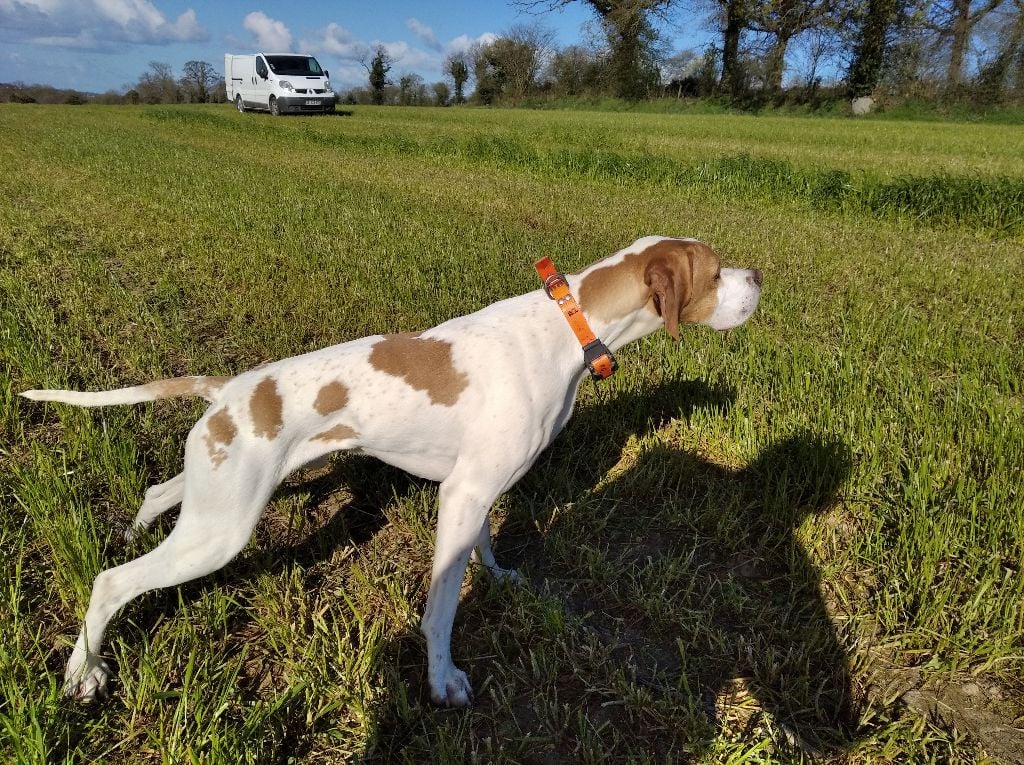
21,376,231,407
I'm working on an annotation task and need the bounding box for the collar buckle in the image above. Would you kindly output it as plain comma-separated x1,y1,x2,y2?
542,272,569,300
583,339,618,380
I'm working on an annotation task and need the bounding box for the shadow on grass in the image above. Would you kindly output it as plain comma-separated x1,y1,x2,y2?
363,382,857,761
553,432,857,756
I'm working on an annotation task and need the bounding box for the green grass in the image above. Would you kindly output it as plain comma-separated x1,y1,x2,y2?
1,103,1022,763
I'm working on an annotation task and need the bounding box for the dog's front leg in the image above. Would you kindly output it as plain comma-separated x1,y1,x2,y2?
420,474,501,706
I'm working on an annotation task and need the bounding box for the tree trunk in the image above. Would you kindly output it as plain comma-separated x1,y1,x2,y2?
945,0,1004,88
721,0,747,96
946,0,972,86
764,34,791,90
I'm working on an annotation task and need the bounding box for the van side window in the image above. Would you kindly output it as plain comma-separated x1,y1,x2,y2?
256,57,268,78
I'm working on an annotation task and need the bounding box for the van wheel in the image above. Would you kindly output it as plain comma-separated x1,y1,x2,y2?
235,95,245,113
269,96,280,116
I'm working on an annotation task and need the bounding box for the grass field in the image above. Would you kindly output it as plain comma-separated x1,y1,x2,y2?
1,103,1022,763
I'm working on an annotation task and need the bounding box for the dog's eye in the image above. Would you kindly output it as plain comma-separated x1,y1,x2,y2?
714,270,721,281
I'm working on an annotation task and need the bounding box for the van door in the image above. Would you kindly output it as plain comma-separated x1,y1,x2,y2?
234,55,256,108
254,56,271,110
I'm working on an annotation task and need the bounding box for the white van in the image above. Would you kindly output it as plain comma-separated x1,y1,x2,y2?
224,53,336,115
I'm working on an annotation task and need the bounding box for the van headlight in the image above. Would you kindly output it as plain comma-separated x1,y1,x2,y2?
279,80,294,91
323,80,331,91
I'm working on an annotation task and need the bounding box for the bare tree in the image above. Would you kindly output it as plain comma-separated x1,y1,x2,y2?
504,23,556,96
472,30,553,103
136,61,180,104
518,0,675,98
180,60,217,103
976,0,1024,97
791,27,841,87
927,0,1007,87
398,73,427,105
747,0,838,90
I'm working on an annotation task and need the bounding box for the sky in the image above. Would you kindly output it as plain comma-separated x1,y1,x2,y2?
0,0,712,93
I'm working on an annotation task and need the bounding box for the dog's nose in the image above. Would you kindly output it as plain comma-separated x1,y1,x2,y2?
749,269,763,288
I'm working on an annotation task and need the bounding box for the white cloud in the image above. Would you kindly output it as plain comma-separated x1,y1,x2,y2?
299,22,367,61
299,26,436,70
160,7,203,41
445,32,498,55
406,18,441,52
33,31,100,48
375,39,437,70
301,21,498,88
0,0,208,47
243,11,292,52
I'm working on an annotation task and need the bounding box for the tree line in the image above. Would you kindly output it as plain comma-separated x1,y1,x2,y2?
3,0,1021,109
1,60,226,105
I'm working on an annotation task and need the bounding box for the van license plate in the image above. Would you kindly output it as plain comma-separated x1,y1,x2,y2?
305,99,321,106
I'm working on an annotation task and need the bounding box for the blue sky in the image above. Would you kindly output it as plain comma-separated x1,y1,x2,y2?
0,1,712,93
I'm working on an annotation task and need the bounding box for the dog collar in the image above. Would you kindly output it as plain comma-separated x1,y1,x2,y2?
534,257,618,381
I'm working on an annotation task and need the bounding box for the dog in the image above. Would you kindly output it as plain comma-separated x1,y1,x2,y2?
22,235,762,706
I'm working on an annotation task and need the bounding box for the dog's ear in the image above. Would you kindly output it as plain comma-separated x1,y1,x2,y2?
644,255,691,341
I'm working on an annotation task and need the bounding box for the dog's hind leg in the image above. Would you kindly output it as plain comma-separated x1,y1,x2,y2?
64,450,277,702
471,512,523,585
125,473,185,542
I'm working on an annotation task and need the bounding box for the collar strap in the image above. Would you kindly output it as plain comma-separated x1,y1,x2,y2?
534,256,618,381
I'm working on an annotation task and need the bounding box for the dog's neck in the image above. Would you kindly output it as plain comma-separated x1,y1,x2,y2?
567,260,663,352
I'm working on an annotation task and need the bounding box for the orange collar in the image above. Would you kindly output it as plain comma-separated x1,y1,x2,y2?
534,257,618,381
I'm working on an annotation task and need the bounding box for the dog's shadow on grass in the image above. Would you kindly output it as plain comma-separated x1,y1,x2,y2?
363,380,857,760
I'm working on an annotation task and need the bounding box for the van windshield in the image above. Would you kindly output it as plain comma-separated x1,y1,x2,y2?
265,55,324,76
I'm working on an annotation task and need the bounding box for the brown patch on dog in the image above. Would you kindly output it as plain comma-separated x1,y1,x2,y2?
250,377,283,440
578,239,721,338
314,381,349,416
643,254,691,340
145,376,231,401
679,244,721,325
311,424,359,442
369,333,468,406
204,408,237,468
578,253,652,325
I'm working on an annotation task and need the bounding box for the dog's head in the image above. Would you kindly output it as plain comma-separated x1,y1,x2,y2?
579,237,762,340
643,238,762,337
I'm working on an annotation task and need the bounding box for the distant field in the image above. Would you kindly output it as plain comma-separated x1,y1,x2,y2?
1,104,1022,763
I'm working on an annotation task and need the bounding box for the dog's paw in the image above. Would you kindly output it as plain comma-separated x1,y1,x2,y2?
490,566,525,586
64,657,111,703
429,665,473,707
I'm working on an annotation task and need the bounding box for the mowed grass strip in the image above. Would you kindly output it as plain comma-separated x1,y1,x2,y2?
1,104,1022,763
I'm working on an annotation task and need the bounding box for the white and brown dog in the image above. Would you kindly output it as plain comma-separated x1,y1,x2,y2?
22,236,762,706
